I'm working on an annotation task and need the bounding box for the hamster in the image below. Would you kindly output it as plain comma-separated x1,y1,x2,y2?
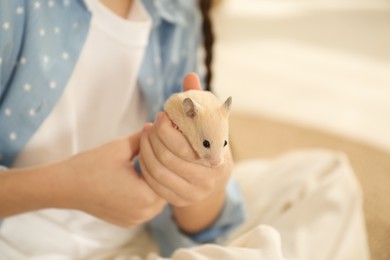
163,89,232,167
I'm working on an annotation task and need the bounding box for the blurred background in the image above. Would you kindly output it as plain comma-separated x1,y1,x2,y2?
210,0,390,259
212,0,390,151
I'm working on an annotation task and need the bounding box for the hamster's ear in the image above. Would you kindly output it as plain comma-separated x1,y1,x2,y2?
221,96,232,114
183,98,199,118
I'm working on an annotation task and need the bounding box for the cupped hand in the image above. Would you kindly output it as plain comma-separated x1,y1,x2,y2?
64,131,166,227
139,114,232,207
138,72,233,207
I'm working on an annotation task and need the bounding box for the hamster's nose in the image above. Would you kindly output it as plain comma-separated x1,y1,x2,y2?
209,157,223,167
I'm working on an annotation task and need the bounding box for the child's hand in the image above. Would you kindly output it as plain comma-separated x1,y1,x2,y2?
64,132,167,227
138,72,233,233
139,112,232,233
139,114,232,207
0,132,166,227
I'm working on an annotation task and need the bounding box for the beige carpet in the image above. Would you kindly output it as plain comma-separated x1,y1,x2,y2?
229,112,390,260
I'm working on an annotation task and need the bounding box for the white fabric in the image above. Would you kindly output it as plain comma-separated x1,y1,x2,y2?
150,150,369,260
12,149,366,260
226,149,370,260
1,0,152,258
131,150,370,260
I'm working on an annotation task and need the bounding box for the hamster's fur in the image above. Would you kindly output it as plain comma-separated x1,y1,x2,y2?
163,90,232,167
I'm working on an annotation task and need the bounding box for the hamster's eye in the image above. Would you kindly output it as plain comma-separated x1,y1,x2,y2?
224,140,228,147
203,140,210,148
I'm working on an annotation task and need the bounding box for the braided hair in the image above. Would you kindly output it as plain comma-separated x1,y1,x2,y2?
198,0,215,92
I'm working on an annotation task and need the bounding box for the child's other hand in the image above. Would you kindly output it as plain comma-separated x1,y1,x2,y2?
65,132,166,227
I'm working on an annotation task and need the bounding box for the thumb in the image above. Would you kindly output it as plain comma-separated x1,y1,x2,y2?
183,72,202,91
128,130,142,160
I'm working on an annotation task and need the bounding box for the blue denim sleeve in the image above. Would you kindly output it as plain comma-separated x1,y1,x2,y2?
148,178,245,257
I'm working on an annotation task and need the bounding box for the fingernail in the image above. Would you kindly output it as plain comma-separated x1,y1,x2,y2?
142,123,153,133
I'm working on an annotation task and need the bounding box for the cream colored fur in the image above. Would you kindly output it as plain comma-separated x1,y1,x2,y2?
163,90,232,167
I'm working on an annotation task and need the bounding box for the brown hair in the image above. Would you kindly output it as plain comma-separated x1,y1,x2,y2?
198,0,214,92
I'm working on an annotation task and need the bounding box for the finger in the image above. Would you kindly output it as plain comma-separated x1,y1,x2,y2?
149,122,216,190
154,112,199,162
142,127,230,204
144,118,229,199
140,126,192,200
139,156,189,207
183,72,202,91
127,130,143,160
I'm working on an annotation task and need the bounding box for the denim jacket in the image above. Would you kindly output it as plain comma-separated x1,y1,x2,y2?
0,0,244,256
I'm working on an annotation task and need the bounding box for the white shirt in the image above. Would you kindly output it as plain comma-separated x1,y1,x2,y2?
14,0,151,166
1,0,152,258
